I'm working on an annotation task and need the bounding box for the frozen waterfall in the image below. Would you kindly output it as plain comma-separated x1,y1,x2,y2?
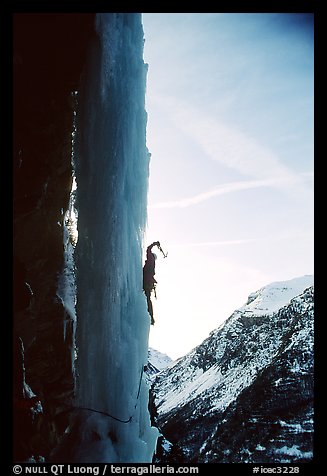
72,13,157,462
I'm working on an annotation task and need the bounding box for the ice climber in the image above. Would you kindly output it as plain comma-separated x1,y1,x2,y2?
143,241,167,325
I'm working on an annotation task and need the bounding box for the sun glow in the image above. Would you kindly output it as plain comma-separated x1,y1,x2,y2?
65,176,78,246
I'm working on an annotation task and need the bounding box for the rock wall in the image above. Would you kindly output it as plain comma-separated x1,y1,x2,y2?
13,13,95,461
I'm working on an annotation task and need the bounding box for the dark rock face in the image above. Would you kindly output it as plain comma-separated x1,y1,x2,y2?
151,282,314,464
13,13,95,462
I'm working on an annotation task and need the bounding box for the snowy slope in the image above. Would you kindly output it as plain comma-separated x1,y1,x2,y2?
149,348,173,371
151,276,314,463
144,348,174,384
238,275,314,316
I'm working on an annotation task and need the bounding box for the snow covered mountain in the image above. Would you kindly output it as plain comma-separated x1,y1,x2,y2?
151,276,314,464
144,348,174,383
149,348,174,371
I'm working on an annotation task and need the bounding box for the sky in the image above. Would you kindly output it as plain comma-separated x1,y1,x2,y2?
141,13,314,360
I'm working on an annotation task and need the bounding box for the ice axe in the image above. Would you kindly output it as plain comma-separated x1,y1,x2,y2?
157,243,168,258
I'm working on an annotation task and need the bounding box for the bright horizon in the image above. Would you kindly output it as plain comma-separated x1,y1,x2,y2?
142,13,314,360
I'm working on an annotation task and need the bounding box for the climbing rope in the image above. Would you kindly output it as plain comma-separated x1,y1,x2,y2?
72,364,145,424
74,406,133,423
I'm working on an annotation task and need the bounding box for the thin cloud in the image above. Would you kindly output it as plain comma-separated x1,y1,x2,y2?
149,176,296,209
150,95,310,201
163,229,313,249
170,238,258,247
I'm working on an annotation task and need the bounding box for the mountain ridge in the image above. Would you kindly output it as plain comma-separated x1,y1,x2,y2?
150,275,314,463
